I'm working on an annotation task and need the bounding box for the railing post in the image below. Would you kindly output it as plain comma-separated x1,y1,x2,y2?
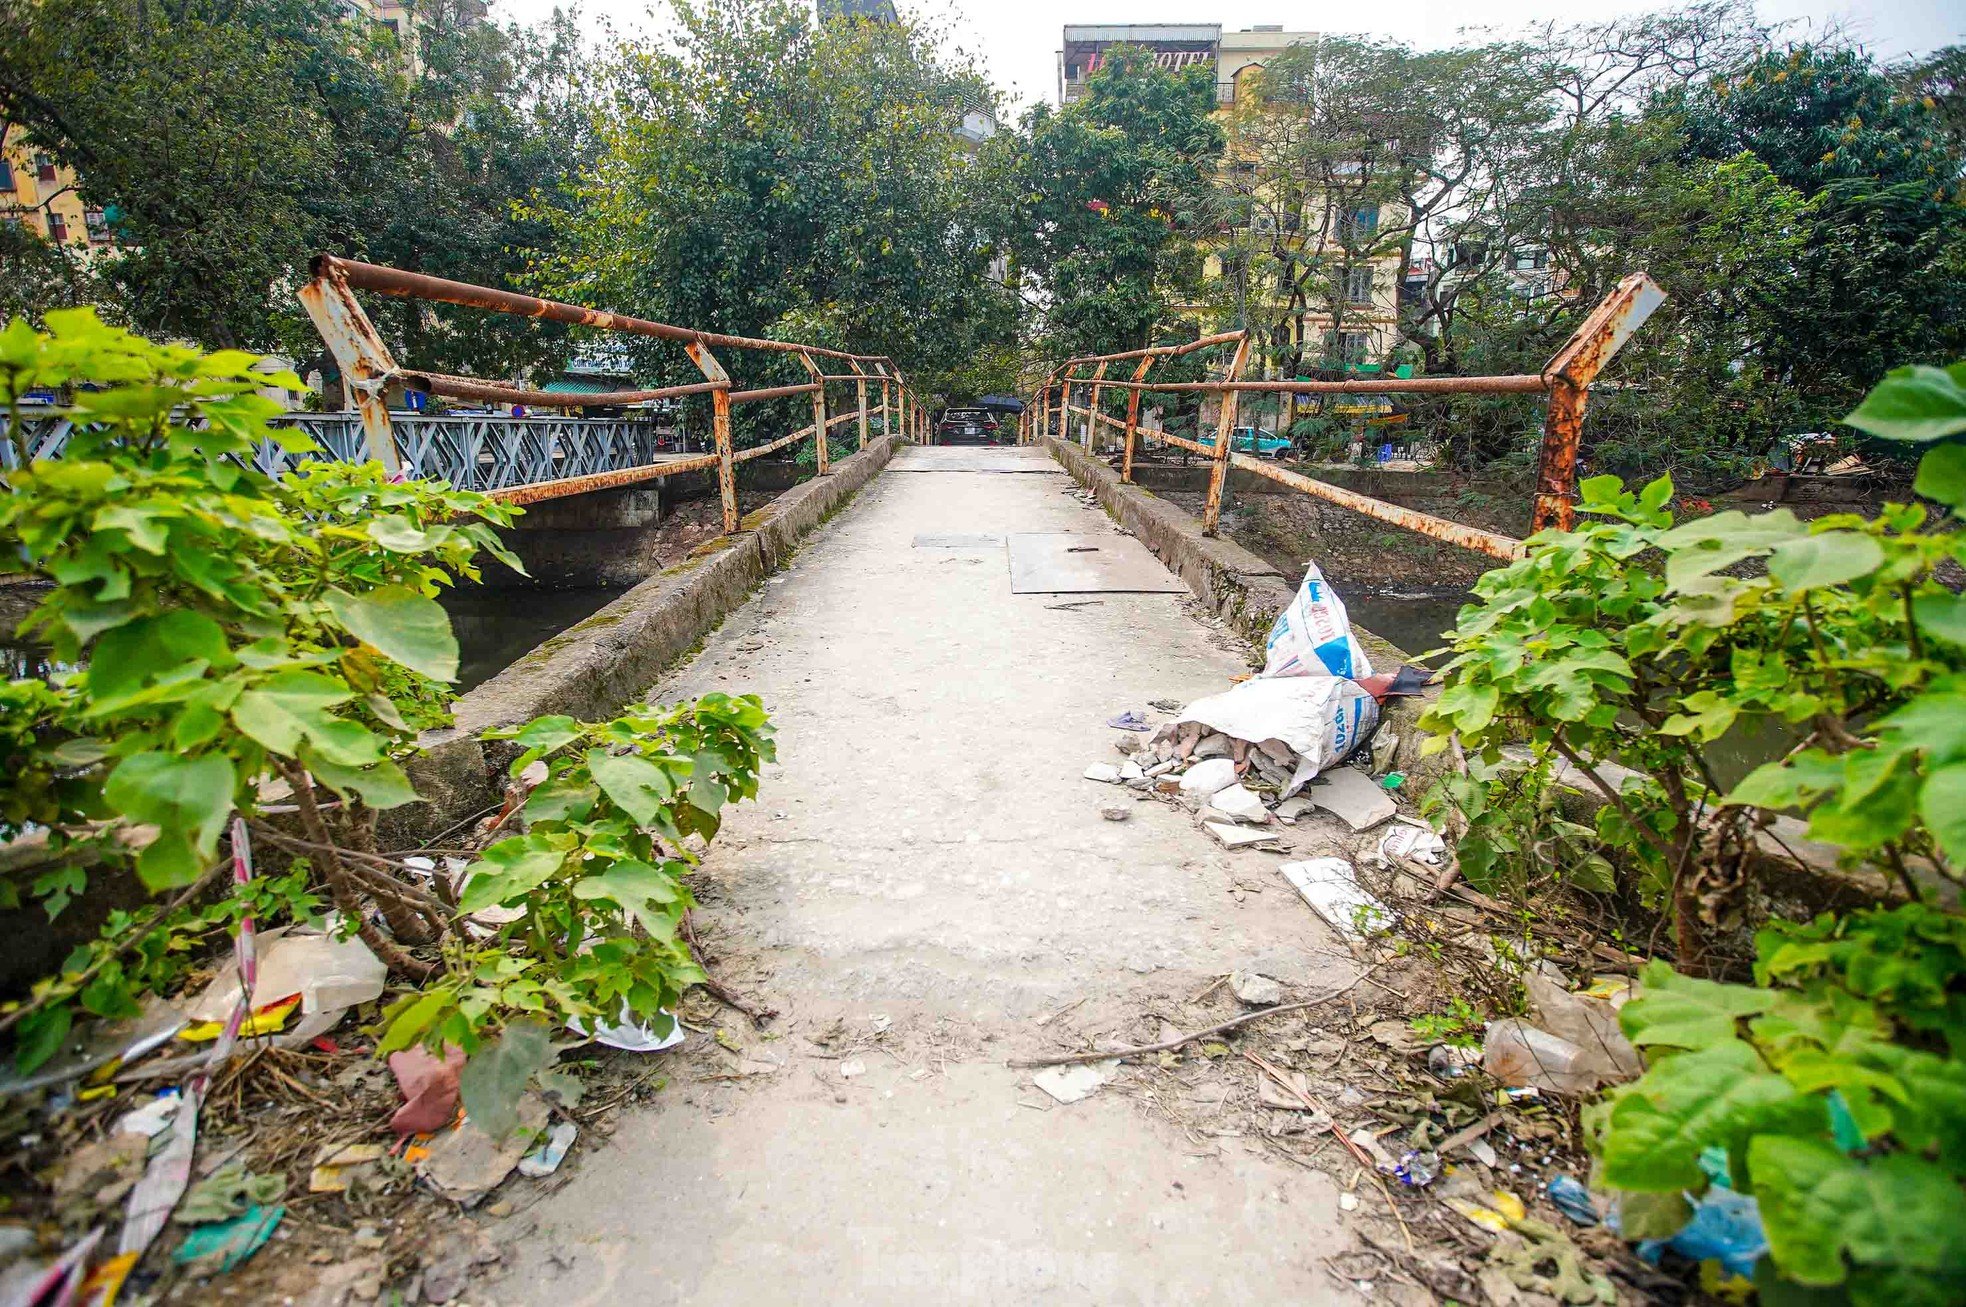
799,351,828,475
1531,272,1665,533
1055,373,1070,445
851,361,869,451
1120,355,1153,482
298,264,403,476
1084,361,1109,451
1201,335,1252,537
687,341,738,534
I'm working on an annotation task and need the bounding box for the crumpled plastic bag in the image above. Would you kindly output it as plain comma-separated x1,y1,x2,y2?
1264,560,1374,681
389,1044,466,1136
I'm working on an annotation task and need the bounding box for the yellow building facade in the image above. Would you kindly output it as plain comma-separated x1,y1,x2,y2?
1,124,107,253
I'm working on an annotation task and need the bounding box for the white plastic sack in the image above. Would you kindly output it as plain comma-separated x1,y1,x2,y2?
1263,561,1373,681
1159,676,1378,784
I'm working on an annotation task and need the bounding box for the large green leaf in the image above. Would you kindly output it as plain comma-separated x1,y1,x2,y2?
1599,1039,1812,1191
303,751,419,811
586,750,676,827
1843,363,1966,443
1621,961,1775,1048
324,585,459,682
1914,443,1966,511
104,752,235,858
572,859,683,939
86,610,232,704
458,1018,553,1142
1919,763,1966,866
1911,593,1966,649
1749,1136,1966,1294
456,833,574,912
1768,532,1884,593
230,670,358,757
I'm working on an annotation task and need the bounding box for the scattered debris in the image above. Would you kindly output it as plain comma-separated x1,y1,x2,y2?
1228,970,1281,1007
178,1162,283,1225
567,1003,685,1053
1378,824,1446,866
1176,757,1237,804
389,1045,466,1137
1205,821,1280,849
1032,1060,1117,1104
1396,1149,1441,1187
1205,784,1268,825
308,1144,389,1194
1310,767,1397,831
1099,806,1130,822
516,1121,578,1178
173,1204,283,1274
1545,1175,1600,1226
115,1091,182,1139
1481,1019,1603,1094
1279,859,1390,939
1105,710,1151,731
421,1094,549,1206
1083,762,1122,784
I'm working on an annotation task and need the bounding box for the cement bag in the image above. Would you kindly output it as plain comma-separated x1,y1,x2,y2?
1263,561,1373,680
1160,676,1378,780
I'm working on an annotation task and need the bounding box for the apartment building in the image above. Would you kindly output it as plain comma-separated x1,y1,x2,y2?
1058,24,1405,371
1,124,111,254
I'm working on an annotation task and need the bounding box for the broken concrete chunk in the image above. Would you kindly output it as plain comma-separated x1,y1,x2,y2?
1273,795,1316,823
1205,821,1280,850
1310,766,1397,831
1230,970,1282,1006
1193,733,1233,759
1207,784,1269,824
1100,806,1130,822
420,1094,549,1207
1083,763,1122,784
1119,760,1144,782
1177,757,1238,804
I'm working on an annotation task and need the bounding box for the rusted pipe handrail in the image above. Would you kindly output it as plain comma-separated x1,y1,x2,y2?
298,253,927,529
1057,329,1247,368
1085,374,1550,396
1023,271,1664,545
728,381,822,403
313,255,891,364
399,371,730,409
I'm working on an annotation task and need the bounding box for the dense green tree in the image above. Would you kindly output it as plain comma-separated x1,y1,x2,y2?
0,0,594,370
991,46,1222,360
531,0,1012,412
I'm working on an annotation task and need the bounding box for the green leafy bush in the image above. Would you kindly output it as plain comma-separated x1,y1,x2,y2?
1588,904,1966,1304
0,312,777,1083
1420,360,1966,960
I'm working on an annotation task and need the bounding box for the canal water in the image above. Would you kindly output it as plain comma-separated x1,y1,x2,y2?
441,584,632,691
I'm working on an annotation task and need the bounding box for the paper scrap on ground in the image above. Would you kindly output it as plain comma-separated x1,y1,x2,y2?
1378,824,1447,865
566,1004,684,1053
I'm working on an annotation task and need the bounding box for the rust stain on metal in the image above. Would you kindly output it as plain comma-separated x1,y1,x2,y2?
1228,452,1526,561
400,372,728,409
486,452,725,505
1120,355,1153,483
1531,273,1666,532
1201,335,1252,536
1092,375,1548,396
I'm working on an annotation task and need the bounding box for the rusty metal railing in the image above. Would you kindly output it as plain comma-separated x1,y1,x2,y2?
298,255,931,531
1022,273,1665,556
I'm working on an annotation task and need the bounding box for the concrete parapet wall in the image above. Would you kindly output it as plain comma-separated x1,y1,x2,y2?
402,437,901,828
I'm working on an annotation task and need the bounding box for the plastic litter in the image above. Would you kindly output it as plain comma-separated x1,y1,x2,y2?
247,929,386,1014
1546,1174,1600,1225
1379,825,1446,866
1523,973,1643,1085
176,1162,283,1225
309,1143,388,1194
1481,1018,1602,1095
172,1204,283,1273
389,1044,466,1137
1634,1184,1767,1280
1279,859,1391,939
114,1090,182,1138
517,1121,578,1178
1105,710,1151,731
566,1003,684,1053
1264,560,1374,680
1396,1150,1441,1186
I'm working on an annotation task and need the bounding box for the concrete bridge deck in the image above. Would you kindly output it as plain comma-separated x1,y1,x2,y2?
490,446,1360,1304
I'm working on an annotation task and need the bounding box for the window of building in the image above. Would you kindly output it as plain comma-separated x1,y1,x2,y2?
1337,204,1378,243
48,212,68,243
1326,330,1370,365
0,160,14,192
1513,249,1548,271
85,208,110,242
1345,265,1374,305
34,153,57,183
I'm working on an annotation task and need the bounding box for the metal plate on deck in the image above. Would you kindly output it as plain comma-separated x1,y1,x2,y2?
912,533,1005,549
889,447,1057,473
1007,533,1188,594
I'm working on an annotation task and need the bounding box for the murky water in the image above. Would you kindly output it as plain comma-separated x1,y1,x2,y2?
441,584,633,691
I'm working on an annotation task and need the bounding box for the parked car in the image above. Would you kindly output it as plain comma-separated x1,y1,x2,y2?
936,407,1000,444
1230,426,1293,459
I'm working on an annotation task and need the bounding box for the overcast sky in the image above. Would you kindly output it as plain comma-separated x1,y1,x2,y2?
493,0,1962,112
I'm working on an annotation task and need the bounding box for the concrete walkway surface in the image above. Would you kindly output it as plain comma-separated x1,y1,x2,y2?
488,447,1364,1304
